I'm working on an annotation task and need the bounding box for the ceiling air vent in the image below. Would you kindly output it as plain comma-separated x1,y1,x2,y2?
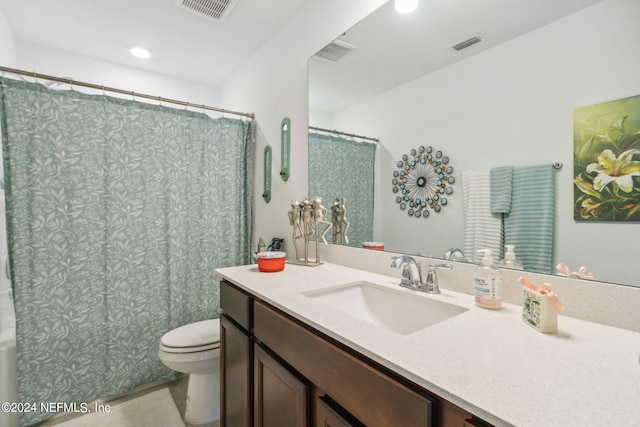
451,33,485,52
314,39,358,62
174,0,239,22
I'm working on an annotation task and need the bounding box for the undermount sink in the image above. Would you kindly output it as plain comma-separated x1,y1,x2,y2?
303,281,468,335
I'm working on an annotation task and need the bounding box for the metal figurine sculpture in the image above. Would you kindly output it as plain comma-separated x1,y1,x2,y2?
312,196,332,245
338,197,350,245
287,200,303,261
301,198,314,262
288,196,330,266
331,198,341,244
330,197,350,245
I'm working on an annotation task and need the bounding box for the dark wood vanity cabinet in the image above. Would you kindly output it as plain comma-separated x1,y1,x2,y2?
220,279,493,427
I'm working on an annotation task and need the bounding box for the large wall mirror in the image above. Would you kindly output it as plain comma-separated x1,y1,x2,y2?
308,0,639,287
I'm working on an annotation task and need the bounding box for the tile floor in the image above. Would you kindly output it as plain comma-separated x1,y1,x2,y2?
36,376,220,427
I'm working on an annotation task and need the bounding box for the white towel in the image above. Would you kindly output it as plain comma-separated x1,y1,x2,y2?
462,170,503,264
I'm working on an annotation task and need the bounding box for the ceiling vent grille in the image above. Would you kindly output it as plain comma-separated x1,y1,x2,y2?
314,39,358,62
451,33,485,52
174,0,239,22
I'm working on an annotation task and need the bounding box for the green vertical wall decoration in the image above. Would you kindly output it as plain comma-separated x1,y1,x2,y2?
263,145,272,202
280,117,291,181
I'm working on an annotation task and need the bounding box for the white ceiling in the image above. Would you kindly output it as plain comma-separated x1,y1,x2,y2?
0,0,603,112
0,0,306,86
309,0,603,113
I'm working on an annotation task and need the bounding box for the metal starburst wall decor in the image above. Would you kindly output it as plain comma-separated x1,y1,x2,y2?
392,145,455,218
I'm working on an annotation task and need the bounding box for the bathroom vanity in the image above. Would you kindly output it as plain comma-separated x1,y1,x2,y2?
216,262,640,426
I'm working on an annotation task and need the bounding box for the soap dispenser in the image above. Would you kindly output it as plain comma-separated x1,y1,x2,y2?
498,245,524,270
474,249,502,309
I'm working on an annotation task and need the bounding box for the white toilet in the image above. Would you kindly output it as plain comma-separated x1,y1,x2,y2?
158,319,221,424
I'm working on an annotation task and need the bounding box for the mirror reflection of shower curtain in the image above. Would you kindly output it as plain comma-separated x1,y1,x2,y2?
308,132,376,247
0,77,255,426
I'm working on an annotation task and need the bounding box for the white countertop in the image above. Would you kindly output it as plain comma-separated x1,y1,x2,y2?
216,262,640,427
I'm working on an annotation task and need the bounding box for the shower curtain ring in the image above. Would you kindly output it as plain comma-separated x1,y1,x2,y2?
101,85,106,96
158,96,162,106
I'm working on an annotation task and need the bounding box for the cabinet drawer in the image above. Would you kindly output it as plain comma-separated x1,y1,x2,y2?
220,280,252,331
254,301,433,427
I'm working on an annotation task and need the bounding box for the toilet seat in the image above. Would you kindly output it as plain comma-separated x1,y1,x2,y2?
160,319,220,354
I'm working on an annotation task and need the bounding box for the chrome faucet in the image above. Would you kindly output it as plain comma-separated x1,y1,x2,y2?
443,248,465,261
391,256,422,289
391,256,452,294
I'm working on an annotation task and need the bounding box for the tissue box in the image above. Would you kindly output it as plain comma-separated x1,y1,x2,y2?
522,287,557,333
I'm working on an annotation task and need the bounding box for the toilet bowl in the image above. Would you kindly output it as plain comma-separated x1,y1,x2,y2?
158,319,221,424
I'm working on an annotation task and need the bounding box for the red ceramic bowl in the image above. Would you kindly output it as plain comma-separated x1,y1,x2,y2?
257,251,286,272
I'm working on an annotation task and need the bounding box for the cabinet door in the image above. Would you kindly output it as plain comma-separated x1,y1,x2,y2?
316,395,363,427
221,315,252,427
254,344,310,427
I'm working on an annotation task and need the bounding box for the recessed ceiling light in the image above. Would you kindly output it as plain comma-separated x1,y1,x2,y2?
130,46,151,59
395,0,419,14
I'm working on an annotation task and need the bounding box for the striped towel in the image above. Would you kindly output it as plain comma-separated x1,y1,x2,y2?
462,170,503,265
504,164,554,273
490,166,514,214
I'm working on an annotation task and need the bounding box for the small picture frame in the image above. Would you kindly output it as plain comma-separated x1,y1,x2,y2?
267,238,284,252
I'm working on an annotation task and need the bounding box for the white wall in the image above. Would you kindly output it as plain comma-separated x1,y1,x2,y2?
0,8,16,66
324,0,640,286
15,41,221,108
222,0,386,253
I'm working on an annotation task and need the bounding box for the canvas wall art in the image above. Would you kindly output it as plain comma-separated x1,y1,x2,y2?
573,95,640,221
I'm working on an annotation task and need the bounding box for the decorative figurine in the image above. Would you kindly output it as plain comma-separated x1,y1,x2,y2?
330,197,350,245
331,198,342,244
338,197,350,245
288,200,303,261
301,198,315,262
287,196,329,266
312,196,332,245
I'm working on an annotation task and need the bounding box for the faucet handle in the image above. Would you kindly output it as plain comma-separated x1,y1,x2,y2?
399,265,411,286
424,263,452,294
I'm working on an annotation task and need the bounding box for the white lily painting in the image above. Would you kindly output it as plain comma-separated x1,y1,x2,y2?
573,95,640,221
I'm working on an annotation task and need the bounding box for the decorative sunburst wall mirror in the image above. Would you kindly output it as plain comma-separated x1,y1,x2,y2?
392,145,455,218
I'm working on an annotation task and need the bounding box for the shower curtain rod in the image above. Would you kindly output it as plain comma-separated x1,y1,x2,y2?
0,65,255,119
309,125,379,143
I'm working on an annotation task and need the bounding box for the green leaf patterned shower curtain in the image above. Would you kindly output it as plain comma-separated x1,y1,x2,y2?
0,78,254,426
308,132,376,246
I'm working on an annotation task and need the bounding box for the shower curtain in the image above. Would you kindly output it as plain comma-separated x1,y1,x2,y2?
0,78,254,426
308,132,376,246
